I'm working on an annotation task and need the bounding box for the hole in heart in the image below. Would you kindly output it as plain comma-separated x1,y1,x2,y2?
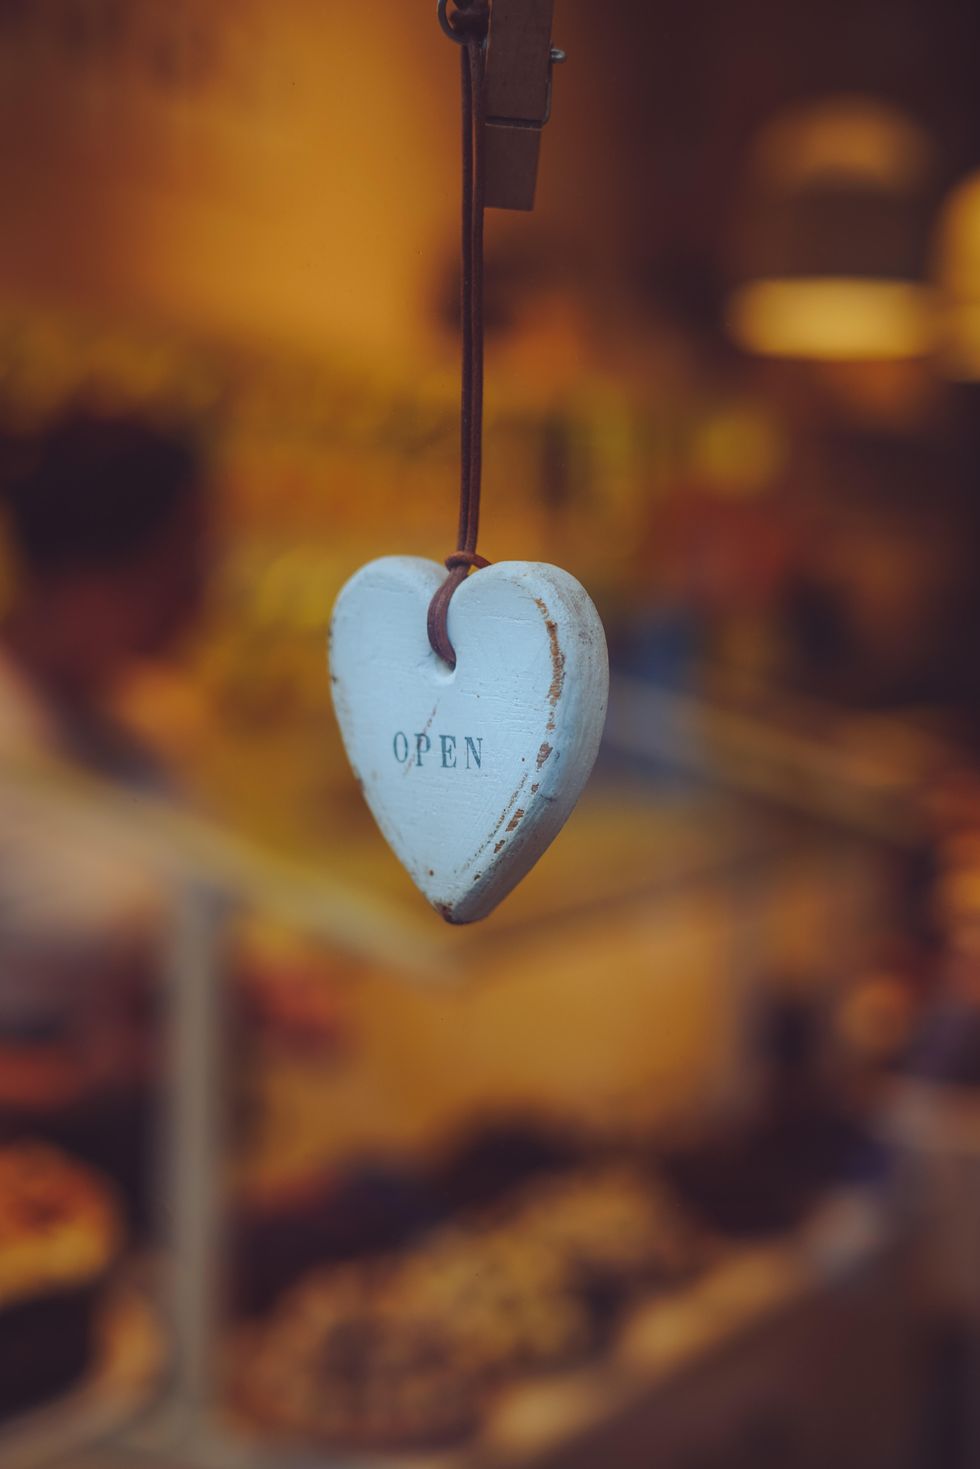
422,646,458,685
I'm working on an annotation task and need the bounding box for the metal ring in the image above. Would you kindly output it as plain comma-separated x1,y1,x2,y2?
437,0,469,45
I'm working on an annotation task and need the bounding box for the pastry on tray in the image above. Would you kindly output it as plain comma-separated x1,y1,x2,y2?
0,1142,123,1418
392,1222,598,1378
232,1160,707,1451
0,1035,155,1232
233,1221,598,1449
510,1164,702,1293
233,1261,485,1451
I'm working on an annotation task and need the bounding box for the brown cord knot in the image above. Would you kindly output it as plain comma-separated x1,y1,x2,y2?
438,0,490,44
445,551,490,573
427,552,491,670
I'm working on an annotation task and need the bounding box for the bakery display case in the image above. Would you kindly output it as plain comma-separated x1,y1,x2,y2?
0,682,936,1469
0,757,174,1464
0,301,962,1466
0,1144,124,1418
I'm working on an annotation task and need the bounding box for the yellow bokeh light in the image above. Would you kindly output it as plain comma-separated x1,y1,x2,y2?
726,278,939,361
933,171,980,380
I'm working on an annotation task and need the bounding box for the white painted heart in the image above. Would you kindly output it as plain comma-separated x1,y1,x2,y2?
329,557,608,924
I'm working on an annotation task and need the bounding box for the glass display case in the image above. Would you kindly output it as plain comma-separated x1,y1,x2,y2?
0,681,935,1469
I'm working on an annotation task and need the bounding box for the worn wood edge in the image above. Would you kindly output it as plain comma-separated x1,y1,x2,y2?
445,562,608,923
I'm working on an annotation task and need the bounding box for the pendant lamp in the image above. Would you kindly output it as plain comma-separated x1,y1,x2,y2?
727,96,940,361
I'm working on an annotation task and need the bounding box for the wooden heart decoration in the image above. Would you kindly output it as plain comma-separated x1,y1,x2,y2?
329,557,608,924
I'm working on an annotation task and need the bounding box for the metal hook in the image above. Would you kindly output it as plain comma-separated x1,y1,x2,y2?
437,0,489,46
436,0,466,45
439,2,567,68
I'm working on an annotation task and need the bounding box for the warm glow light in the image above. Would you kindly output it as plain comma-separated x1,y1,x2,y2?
726,278,939,361
934,171,980,380
939,302,980,381
729,96,937,363
690,406,784,495
752,97,933,191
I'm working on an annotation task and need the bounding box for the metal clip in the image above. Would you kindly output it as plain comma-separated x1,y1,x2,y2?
437,0,487,45
438,0,564,212
484,0,562,211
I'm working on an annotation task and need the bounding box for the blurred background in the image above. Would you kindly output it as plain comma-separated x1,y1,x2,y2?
1,1,980,1466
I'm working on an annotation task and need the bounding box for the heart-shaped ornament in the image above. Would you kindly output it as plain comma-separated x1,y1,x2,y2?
329,557,608,924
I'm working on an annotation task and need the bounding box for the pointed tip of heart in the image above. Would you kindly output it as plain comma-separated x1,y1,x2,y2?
435,899,469,926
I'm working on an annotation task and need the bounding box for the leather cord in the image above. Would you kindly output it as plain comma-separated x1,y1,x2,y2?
427,4,491,669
